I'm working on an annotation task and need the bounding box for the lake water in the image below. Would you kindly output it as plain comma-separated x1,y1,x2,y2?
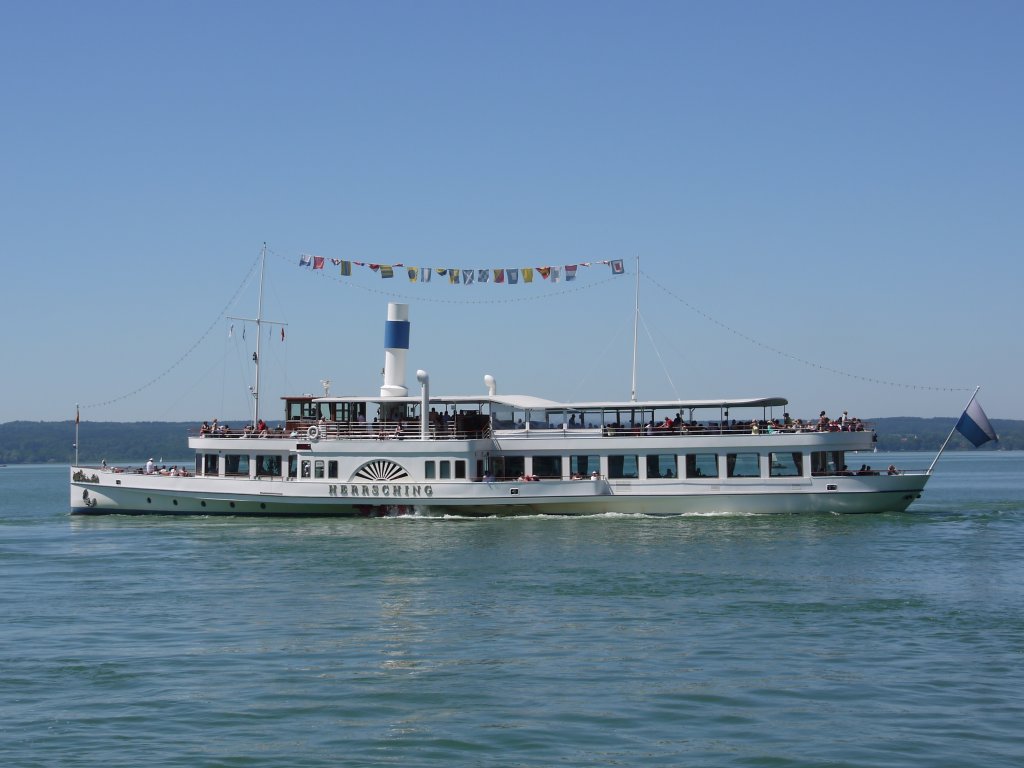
2,451,1023,767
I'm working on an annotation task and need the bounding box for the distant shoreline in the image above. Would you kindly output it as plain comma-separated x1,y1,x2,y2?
2,417,1017,464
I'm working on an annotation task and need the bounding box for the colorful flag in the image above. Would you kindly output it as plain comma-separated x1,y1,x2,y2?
508,268,519,284
280,327,285,341
463,269,474,285
421,267,432,283
494,269,505,284
340,260,352,276
380,265,394,279
956,399,998,447
523,268,534,283
551,266,561,283
565,265,577,281
478,269,489,283
407,267,418,282
437,268,448,276
330,258,341,266
299,254,312,267
312,256,325,270
449,268,460,284
538,267,551,280
610,259,625,274
228,323,234,339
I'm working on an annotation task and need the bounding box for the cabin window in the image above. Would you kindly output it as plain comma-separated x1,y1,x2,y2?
203,454,219,476
195,455,202,476
440,460,451,479
770,452,803,478
328,460,338,479
570,455,599,477
645,454,677,479
608,455,639,479
301,460,311,479
288,455,298,478
224,454,249,477
532,455,562,479
454,460,467,479
685,453,718,478
493,456,525,480
256,455,282,477
425,461,436,479
314,460,325,479
811,451,846,475
726,452,760,478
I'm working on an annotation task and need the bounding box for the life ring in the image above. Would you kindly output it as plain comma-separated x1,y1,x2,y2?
306,425,320,441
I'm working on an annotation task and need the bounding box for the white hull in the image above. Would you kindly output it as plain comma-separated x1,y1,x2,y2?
71,466,928,517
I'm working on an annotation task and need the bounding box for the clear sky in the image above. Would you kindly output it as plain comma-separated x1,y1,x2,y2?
2,1,1020,425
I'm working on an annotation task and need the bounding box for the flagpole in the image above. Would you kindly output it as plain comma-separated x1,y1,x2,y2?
253,243,266,429
630,255,640,402
75,403,80,466
927,386,980,474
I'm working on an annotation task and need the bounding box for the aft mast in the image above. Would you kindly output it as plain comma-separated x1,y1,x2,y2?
630,255,640,402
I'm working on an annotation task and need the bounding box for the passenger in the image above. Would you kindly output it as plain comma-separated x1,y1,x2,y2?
200,421,211,436
590,471,600,480
145,458,155,475
751,420,760,435
888,464,898,475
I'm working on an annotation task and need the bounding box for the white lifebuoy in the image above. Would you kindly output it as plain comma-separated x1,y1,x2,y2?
306,425,320,440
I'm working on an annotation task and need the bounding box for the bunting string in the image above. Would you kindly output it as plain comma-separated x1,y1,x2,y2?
271,249,624,305
643,272,971,392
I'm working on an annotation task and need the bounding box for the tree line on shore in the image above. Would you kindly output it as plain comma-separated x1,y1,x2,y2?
0,417,1018,465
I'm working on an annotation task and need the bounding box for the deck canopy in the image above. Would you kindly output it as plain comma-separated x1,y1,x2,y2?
305,394,788,412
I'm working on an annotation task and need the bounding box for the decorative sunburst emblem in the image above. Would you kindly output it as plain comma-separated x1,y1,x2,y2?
353,459,410,482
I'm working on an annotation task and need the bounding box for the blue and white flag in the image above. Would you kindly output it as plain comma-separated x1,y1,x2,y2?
956,399,998,447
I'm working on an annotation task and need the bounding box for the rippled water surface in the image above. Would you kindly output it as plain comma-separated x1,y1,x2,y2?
2,452,1023,766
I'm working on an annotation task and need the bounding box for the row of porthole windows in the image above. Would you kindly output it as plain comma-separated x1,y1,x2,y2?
145,497,269,511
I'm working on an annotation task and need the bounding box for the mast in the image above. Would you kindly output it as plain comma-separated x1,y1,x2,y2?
630,255,640,402
253,243,266,427
228,244,285,429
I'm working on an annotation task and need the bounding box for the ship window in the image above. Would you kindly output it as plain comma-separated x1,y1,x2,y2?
608,455,639,479
224,454,249,477
645,454,677,479
204,454,219,476
811,451,845,476
288,455,298,478
493,456,525,480
532,455,562,479
195,455,202,476
440,460,451,479
301,460,311,478
570,455,598,477
256,455,282,477
454,460,466,479
770,452,803,477
726,452,760,478
685,453,718,478
328,460,338,479
314,460,325,479
425,461,436,479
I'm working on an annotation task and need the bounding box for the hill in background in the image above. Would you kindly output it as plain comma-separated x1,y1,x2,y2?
0,417,1018,465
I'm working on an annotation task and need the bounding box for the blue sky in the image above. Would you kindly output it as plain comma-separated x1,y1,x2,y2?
1,1,1020,424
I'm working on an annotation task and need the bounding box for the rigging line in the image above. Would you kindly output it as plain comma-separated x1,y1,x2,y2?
267,248,619,304
567,319,631,402
643,272,972,393
82,251,264,411
638,311,681,401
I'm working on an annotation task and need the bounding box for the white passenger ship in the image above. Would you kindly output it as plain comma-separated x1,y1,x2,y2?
70,297,931,517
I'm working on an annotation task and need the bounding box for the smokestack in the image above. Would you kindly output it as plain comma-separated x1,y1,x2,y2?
381,303,410,398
